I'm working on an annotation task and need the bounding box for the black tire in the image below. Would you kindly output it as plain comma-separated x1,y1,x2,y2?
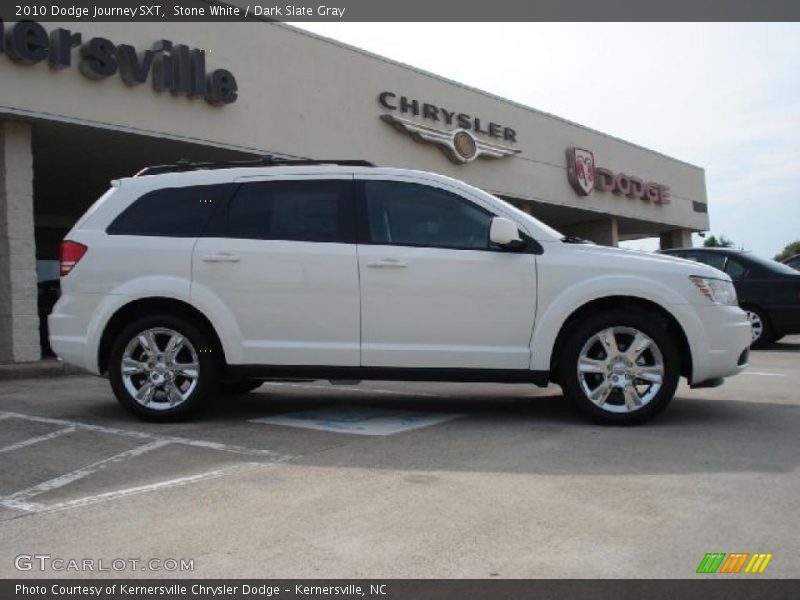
219,380,263,395
558,311,680,425
743,306,773,349
109,315,218,421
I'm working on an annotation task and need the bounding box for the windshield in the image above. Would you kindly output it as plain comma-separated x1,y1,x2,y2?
484,192,564,240
504,202,565,239
397,175,564,242
745,252,800,275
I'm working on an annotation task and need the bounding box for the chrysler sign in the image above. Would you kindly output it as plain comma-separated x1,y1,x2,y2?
379,91,520,164
567,147,671,204
0,19,238,105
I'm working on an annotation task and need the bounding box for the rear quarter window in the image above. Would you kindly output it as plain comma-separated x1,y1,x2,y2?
223,179,354,243
107,184,232,237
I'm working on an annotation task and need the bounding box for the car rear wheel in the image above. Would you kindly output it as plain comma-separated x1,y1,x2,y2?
558,311,680,425
744,306,772,349
109,315,218,421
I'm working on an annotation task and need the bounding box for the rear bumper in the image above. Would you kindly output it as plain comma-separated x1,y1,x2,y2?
48,292,106,374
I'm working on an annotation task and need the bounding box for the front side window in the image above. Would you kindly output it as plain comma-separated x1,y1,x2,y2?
724,257,748,279
364,181,492,250
107,184,231,236
225,179,354,243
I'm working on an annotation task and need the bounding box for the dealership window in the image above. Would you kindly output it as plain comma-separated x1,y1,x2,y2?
107,184,231,236
225,180,354,242
364,181,492,249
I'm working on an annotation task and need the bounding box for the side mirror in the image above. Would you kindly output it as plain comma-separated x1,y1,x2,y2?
489,217,525,248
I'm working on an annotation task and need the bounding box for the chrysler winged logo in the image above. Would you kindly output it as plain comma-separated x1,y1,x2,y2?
567,147,595,196
380,114,521,164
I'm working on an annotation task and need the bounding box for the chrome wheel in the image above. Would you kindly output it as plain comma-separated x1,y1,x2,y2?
746,310,763,343
577,326,664,414
121,327,200,411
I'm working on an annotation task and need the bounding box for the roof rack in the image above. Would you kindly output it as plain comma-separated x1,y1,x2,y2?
134,155,375,177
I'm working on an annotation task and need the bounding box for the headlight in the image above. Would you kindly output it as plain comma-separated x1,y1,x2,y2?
690,276,738,305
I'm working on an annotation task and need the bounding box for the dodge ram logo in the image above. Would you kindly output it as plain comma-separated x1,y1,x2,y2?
567,148,595,196
566,146,672,204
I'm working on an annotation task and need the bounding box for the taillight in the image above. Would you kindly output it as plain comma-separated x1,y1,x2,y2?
59,240,88,277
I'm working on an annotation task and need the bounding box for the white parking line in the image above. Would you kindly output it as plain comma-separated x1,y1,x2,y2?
0,427,75,454
0,440,171,511
741,372,787,377
10,464,274,515
0,412,296,515
262,381,445,398
251,405,463,435
0,412,292,460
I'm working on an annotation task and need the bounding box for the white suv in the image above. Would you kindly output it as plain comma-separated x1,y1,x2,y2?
49,159,751,424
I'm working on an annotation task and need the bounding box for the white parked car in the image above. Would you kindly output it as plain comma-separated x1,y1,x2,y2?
50,159,751,424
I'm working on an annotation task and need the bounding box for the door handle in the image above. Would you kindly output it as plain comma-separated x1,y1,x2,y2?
367,258,408,268
201,252,241,263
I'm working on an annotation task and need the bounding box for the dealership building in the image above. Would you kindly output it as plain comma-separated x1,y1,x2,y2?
0,19,709,363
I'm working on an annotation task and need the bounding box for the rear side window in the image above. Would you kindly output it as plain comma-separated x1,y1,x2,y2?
225,179,354,242
107,184,231,237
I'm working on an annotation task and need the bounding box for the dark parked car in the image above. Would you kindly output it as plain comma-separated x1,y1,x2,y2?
782,254,800,271
36,260,61,357
660,247,800,348
38,278,60,357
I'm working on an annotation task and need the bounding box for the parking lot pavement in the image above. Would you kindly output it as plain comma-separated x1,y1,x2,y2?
0,338,798,579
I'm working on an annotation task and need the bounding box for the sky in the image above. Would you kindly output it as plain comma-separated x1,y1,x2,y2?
290,22,800,258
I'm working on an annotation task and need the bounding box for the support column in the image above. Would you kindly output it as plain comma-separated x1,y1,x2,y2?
0,121,39,363
561,218,619,247
659,228,693,250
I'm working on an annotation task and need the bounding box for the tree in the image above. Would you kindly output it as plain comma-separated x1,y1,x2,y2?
774,240,800,262
703,234,736,248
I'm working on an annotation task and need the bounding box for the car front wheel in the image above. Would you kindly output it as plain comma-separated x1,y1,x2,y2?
558,311,680,425
743,306,772,349
109,316,218,421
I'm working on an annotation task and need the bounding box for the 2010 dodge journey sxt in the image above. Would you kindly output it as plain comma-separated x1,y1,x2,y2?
49,160,752,424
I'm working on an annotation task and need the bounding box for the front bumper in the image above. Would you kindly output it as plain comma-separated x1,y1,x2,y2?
684,304,751,384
